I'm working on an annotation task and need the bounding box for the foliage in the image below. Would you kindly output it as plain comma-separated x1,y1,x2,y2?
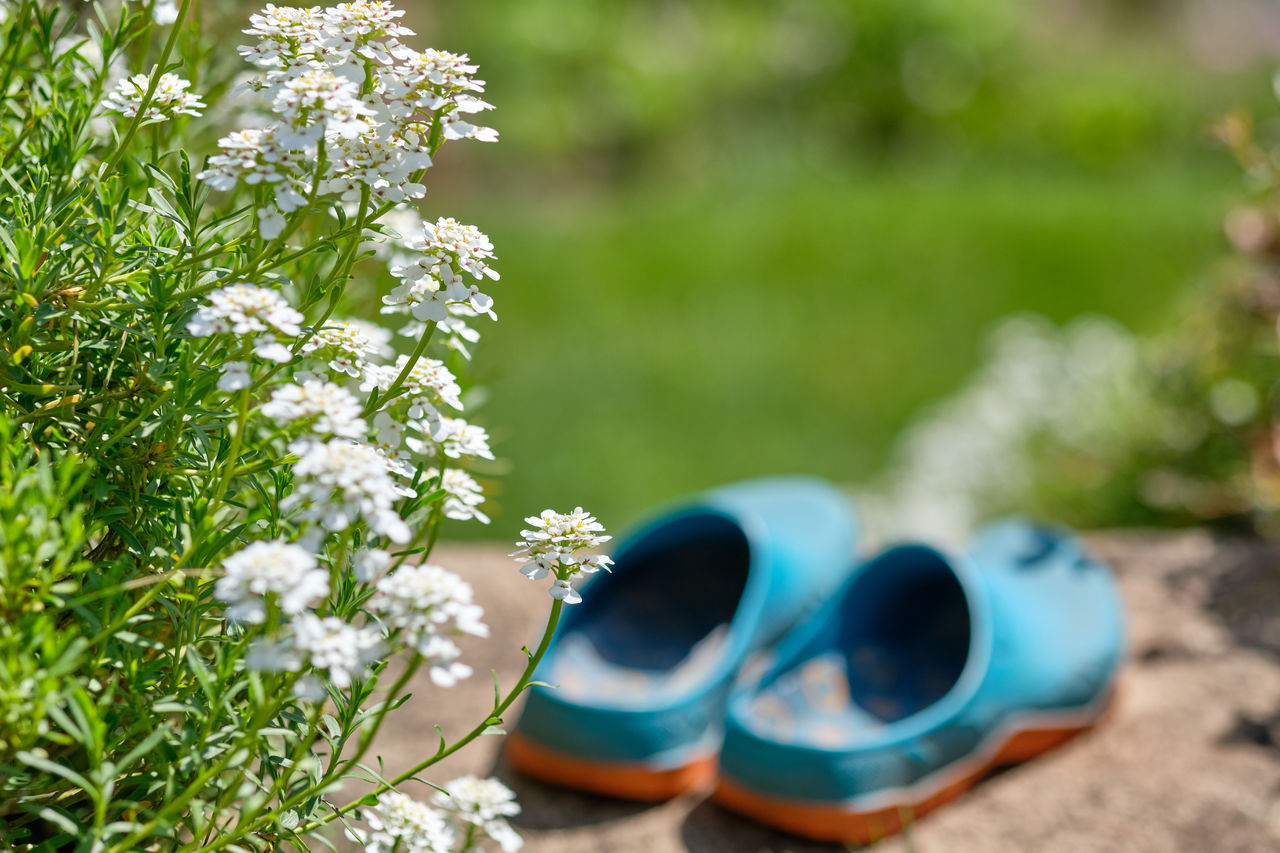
0,1,601,850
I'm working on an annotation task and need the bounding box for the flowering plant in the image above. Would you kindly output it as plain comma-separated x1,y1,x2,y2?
0,1,603,850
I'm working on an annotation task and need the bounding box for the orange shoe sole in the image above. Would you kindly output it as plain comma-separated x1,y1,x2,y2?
505,732,717,801
713,684,1119,844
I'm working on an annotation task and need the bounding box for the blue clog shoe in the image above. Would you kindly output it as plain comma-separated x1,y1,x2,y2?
715,520,1124,843
506,477,859,800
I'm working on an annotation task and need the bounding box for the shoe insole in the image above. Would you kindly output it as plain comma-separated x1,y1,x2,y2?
743,548,971,747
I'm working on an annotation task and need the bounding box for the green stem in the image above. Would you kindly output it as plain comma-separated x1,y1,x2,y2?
205,599,564,849
309,599,563,832
361,322,436,418
324,653,423,784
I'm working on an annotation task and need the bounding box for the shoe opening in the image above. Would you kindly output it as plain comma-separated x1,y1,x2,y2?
840,545,971,723
548,511,750,706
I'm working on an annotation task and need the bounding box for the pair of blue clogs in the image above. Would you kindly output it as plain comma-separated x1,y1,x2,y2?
506,478,1124,844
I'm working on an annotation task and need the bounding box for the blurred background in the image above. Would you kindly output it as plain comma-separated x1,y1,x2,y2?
381,0,1280,537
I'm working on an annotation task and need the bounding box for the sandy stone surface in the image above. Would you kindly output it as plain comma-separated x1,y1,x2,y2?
357,532,1280,852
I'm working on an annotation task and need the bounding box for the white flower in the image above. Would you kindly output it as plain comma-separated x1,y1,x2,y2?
370,563,487,684
353,546,392,582
371,410,405,452
218,360,253,391
262,380,368,438
240,4,330,70
210,0,501,233
435,305,482,359
440,105,498,144
258,206,288,239
215,540,328,624
322,132,432,204
361,355,463,428
548,578,581,605
322,1,415,58
347,791,455,853
511,508,612,604
246,636,301,673
290,613,383,689
153,0,179,25
284,438,414,542
393,48,485,95
344,317,396,358
430,416,493,460
434,776,522,853
302,319,384,379
419,635,469,687
187,284,304,348
273,69,373,141
101,70,205,123
409,217,499,281
428,468,488,524
197,123,310,202
382,276,449,323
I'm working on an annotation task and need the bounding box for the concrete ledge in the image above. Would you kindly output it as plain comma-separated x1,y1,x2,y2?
361,532,1280,852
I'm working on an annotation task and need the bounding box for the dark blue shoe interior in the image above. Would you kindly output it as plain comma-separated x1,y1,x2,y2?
745,545,972,745
548,512,750,706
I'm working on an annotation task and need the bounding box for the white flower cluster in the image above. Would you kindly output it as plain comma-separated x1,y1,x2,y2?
261,379,367,437
198,1,497,237
348,791,456,853
284,437,415,542
349,779,522,853
856,314,1150,545
511,508,612,604
247,613,384,699
218,543,381,700
410,416,493,460
434,775,523,853
187,283,304,375
215,540,328,624
301,319,386,378
362,353,464,432
290,612,383,690
369,563,487,686
382,217,500,326
429,467,489,524
101,70,205,123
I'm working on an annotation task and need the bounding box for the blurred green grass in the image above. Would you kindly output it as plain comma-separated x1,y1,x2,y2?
370,0,1273,535
437,156,1231,533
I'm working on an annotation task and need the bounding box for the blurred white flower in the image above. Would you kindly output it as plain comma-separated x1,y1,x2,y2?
215,540,328,624
302,319,385,379
217,360,253,391
284,438,414,542
428,467,489,524
434,775,522,852
261,380,368,437
290,613,383,689
354,546,393,583
347,791,455,853
153,0,179,25
856,314,1149,544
